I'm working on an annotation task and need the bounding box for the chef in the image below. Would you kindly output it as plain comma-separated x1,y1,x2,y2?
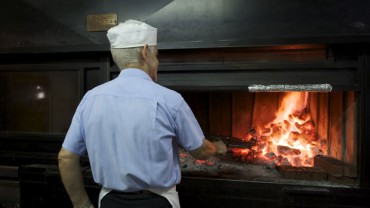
58,19,227,208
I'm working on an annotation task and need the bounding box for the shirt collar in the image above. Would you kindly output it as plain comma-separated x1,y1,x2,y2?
119,68,153,81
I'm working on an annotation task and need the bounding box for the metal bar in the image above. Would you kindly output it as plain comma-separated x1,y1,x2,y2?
248,84,333,92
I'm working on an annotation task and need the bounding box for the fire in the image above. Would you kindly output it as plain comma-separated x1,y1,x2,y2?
234,92,327,167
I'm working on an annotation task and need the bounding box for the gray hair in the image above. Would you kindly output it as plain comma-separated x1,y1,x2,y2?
110,46,156,70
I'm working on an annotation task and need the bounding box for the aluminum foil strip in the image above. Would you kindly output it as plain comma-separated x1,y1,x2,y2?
248,84,333,92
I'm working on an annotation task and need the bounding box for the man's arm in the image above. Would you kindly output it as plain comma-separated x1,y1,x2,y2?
58,148,93,208
189,139,227,160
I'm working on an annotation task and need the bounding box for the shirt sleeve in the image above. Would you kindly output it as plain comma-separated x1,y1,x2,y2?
62,104,87,155
174,100,204,151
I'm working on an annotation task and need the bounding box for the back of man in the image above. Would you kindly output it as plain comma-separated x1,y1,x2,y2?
72,68,203,191
58,19,226,208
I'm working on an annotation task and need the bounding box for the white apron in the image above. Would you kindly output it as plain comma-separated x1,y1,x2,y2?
98,186,180,208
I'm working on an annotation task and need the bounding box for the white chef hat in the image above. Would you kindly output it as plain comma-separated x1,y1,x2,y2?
107,19,157,48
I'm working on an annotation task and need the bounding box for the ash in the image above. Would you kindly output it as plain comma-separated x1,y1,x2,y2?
179,149,280,181
179,149,352,188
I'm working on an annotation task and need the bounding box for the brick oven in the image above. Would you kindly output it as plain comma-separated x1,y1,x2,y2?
0,1,370,207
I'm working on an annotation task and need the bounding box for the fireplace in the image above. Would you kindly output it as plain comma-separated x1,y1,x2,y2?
178,90,357,185
151,44,369,207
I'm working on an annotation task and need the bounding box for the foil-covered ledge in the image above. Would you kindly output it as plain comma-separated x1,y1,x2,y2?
248,84,333,92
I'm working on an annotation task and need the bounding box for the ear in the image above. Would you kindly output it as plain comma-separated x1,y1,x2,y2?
141,44,149,61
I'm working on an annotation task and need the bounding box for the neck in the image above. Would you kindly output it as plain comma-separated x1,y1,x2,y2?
123,64,152,79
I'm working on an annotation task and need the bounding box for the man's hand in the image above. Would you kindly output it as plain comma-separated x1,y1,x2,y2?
189,139,227,160
211,140,227,155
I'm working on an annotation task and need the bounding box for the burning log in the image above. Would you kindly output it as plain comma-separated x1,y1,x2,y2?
252,142,265,153
208,135,259,162
295,120,316,136
292,156,302,166
209,135,257,149
288,131,300,143
261,128,271,135
286,131,316,147
264,152,277,160
277,145,301,156
280,157,291,166
232,148,254,162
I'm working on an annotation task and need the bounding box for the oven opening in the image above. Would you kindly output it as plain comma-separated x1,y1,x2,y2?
179,90,358,187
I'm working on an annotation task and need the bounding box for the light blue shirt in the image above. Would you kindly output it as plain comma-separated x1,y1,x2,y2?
62,68,204,191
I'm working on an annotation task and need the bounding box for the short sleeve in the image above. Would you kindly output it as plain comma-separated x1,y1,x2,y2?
62,105,87,155
174,100,204,151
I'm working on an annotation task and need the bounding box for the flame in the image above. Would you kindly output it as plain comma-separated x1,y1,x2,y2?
259,92,324,167
233,92,327,167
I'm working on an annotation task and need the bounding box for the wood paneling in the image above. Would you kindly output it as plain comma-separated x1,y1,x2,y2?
252,92,279,130
232,92,254,138
329,92,343,160
209,92,232,136
182,92,210,136
345,91,357,166
317,93,329,154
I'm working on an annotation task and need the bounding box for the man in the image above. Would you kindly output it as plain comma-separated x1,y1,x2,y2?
58,19,227,208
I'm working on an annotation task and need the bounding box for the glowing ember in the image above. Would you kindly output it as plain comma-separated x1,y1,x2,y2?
195,160,215,166
233,92,327,167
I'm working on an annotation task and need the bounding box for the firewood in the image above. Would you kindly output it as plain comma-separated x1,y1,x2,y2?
209,135,256,149
277,145,301,156
314,155,357,177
